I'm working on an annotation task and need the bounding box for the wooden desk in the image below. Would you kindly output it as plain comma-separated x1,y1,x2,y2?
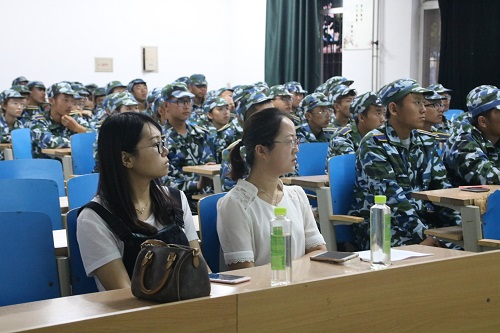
413,186,500,252
282,175,337,250
42,148,73,180
0,142,13,160
182,164,222,193
2,246,500,332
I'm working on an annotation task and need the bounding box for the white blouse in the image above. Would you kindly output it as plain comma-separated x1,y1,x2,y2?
216,179,325,266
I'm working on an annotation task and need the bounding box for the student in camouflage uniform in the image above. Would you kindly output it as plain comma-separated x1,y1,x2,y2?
0,89,28,160
443,85,500,187
105,81,127,95
267,85,301,126
202,96,237,163
220,91,274,191
145,87,162,120
296,92,335,143
127,78,148,112
329,84,356,128
12,76,28,86
428,83,454,133
350,78,461,250
161,82,215,213
187,74,208,125
23,81,47,122
93,87,107,117
30,82,91,158
417,91,450,153
284,81,307,123
326,92,385,161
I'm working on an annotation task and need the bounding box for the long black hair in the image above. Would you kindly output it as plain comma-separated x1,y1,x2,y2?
229,108,292,180
97,112,179,235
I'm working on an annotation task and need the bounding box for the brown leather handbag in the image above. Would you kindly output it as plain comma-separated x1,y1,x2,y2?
131,240,211,303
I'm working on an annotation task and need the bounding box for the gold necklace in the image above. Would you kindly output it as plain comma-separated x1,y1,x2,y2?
135,202,150,215
258,187,278,205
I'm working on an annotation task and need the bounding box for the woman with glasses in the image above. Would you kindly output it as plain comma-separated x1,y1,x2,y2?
217,108,326,270
77,112,203,291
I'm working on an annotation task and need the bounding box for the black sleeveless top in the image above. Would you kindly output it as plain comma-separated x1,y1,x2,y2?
78,187,190,277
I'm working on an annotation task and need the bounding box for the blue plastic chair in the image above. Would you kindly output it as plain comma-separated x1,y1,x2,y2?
482,190,500,240
0,178,63,230
0,159,66,197
71,132,97,175
296,142,329,176
326,154,364,250
444,109,463,121
11,128,33,159
67,173,99,210
0,211,61,306
66,208,98,295
198,192,227,273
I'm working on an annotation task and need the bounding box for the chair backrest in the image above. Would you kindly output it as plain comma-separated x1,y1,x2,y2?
444,109,463,121
11,128,33,159
198,192,227,273
0,178,63,230
482,190,500,240
71,132,97,175
0,159,66,197
66,208,98,295
296,142,329,176
328,154,357,242
0,211,61,306
67,173,99,210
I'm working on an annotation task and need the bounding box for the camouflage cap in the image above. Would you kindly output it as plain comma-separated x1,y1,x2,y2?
315,76,354,94
151,94,164,115
188,74,207,86
1,89,24,102
284,81,308,94
351,92,384,118
26,81,46,90
425,91,446,101
93,87,107,97
102,93,118,112
105,80,127,95
299,92,331,113
428,83,452,94
11,84,30,96
232,85,256,103
127,78,147,92
109,92,138,113
240,91,272,120
267,85,293,99
85,83,98,93
12,76,28,86
329,84,357,103
466,85,500,117
147,87,163,106
47,82,76,98
203,96,229,113
378,78,432,106
253,81,269,93
175,76,190,84
161,82,195,100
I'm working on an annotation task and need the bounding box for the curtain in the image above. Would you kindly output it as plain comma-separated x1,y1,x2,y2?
265,0,323,93
438,0,500,111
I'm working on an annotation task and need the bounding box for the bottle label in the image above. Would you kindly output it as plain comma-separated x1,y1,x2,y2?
271,226,285,270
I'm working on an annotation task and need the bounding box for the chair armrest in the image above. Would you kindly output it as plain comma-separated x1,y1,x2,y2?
424,226,463,241
478,239,500,248
329,214,364,224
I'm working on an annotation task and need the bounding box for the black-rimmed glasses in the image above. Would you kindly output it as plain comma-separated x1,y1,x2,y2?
135,136,167,154
166,98,193,106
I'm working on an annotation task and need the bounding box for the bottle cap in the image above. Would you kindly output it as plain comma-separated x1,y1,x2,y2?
374,195,386,204
274,207,286,216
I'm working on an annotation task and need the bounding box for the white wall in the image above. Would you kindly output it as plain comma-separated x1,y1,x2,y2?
0,0,266,91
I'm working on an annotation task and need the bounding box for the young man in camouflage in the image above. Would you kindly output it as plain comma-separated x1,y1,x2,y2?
187,74,208,125
443,85,500,187
30,82,91,158
284,81,307,123
23,81,47,122
417,91,450,154
326,92,385,160
267,85,300,125
127,78,148,113
162,82,215,213
329,84,357,128
428,83,454,133
296,92,335,143
350,78,461,250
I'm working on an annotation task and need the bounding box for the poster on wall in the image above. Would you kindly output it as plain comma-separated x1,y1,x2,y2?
343,0,373,50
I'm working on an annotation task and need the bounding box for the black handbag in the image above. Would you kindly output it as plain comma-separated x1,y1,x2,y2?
131,239,211,303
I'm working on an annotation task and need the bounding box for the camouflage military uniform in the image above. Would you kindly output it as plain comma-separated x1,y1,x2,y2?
164,122,215,195
350,123,461,250
0,115,28,160
296,123,334,143
30,111,91,158
416,128,449,155
327,123,362,157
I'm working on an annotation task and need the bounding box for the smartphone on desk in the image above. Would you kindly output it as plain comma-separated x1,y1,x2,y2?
459,185,490,193
208,273,251,284
310,251,359,264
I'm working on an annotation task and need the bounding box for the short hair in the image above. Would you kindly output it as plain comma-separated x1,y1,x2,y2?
229,108,292,180
470,108,494,127
97,112,180,234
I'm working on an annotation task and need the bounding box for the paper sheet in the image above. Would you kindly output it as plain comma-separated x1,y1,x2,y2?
357,249,433,262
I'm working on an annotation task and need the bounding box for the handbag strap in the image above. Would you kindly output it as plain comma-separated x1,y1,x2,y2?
139,249,177,295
